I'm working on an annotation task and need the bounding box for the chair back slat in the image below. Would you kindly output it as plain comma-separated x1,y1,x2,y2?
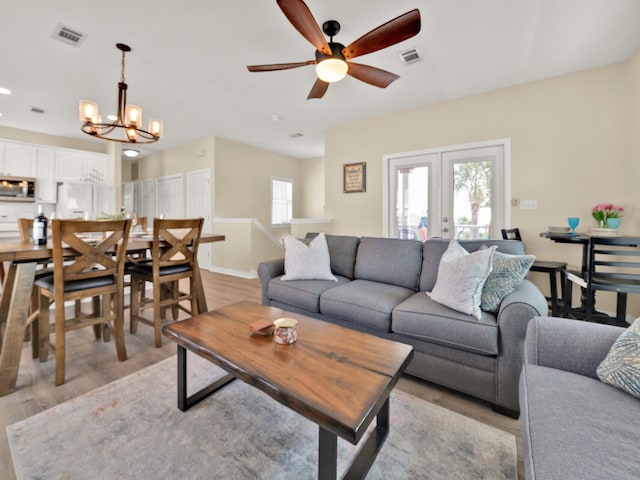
51,219,131,284
151,218,204,271
18,218,33,243
501,228,523,241
589,236,640,288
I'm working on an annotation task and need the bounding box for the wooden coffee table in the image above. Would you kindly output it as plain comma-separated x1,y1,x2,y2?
162,301,413,480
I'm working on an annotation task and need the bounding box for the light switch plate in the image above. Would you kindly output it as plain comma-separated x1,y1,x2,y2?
520,200,537,210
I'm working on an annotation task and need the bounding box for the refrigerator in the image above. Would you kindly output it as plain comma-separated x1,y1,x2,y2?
56,182,116,219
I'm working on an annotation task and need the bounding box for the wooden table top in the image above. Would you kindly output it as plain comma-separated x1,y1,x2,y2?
0,232,225,262
162,301,414,444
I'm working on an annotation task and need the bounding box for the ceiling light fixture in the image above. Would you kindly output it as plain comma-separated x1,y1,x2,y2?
122,148,140,158
79,43,162,144
315,42,348,83
0,87,11,95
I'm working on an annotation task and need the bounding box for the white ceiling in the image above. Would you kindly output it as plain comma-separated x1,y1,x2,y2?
1,0,639,160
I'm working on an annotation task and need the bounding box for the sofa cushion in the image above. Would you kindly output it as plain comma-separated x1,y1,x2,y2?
392,293,499,355
281,232,337,281
597,317,640,399
420,238,526,292
520,364,640,480
481,250,535,313
268,276,350,313
354,237,422,290
319,279,415,331
326,234,360,279
427,240,497,320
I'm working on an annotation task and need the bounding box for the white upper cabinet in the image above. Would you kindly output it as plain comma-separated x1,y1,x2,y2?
1,142,37,177
55,149,84,182
55,149,108,183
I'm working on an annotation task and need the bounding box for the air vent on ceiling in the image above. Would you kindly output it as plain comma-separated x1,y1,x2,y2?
52,24,87,47
30,107,46,114
399,47,422,66
289,133,304,138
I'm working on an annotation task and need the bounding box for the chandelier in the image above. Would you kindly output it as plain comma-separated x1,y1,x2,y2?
79,43,162,144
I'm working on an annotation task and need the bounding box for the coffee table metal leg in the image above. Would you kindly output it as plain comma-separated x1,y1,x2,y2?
177,345,235,412
318,397,390,480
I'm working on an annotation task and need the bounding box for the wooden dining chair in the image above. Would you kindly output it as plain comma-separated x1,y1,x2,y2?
35,218,131,385
564,236,640,326
501,228,567,316
129,217,204,347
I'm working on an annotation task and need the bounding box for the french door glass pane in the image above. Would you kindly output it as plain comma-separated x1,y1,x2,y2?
452,160,492,240
395,166,429,241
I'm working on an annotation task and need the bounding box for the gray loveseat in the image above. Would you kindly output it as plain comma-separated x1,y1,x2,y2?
258,234,547,414
520,317,639,479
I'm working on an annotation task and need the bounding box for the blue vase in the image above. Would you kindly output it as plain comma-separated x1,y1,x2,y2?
607,217,621,229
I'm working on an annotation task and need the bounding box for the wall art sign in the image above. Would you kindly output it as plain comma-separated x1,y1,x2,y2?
343,162,366,193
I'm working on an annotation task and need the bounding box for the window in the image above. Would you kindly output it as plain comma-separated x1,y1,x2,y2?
271,178,292,225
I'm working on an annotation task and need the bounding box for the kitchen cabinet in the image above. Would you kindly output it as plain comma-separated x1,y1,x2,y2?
1,142,37,177
36,148,57,203
55,150,108,183
55,150,84,182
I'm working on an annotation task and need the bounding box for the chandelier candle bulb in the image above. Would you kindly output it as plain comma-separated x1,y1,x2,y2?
149,119,163,137
125,104,142,128
79,100,99,123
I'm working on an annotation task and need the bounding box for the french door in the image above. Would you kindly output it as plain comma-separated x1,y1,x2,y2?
383,140,510,241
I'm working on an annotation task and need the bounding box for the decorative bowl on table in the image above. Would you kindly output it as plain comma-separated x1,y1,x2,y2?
548,226,571,233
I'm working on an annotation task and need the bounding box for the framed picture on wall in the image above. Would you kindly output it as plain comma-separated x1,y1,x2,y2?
343,162,366,193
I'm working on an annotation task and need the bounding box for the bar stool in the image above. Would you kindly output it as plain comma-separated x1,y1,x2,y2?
129,217,204,347
35,218,131,385
501,228,567,316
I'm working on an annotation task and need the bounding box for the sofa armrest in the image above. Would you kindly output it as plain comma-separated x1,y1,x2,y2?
257,258,285,305
494,279,548,411
524,316,624,379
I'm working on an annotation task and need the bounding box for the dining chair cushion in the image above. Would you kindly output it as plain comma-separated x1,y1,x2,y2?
128,264,192,276
34,274,115,293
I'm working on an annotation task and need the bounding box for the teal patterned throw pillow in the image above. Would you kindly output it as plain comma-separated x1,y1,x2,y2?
480,251,535,313
597,318,640,399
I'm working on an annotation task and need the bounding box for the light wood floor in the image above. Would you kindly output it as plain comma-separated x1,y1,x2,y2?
0,271,523,479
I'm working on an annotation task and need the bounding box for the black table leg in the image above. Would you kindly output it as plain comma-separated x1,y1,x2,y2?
318,397,390,480
177,345,236,412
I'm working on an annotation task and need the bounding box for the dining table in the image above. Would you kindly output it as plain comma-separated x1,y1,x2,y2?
0,231,225,396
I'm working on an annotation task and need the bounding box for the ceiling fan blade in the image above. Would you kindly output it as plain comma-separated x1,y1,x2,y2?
307,78,329,99
277,0,331,55
247,60,315,72
342,9,421,60
347,62,400,88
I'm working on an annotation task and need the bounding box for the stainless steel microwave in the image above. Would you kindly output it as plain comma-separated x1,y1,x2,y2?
0,176,36,202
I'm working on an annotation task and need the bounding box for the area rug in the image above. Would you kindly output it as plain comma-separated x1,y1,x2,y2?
7,352,516,479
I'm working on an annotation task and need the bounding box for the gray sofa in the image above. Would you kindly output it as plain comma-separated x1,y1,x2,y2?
258,234,547,414
520,317,639,479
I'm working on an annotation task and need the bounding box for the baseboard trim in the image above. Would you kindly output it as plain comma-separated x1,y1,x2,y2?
208,266,257,279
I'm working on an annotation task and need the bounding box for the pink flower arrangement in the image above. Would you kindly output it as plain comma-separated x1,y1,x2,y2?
592,203,624,223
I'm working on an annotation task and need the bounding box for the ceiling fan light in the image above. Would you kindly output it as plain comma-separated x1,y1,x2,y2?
315,59,348,83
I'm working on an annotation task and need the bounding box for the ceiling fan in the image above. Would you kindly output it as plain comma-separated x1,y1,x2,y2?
247,0,421,99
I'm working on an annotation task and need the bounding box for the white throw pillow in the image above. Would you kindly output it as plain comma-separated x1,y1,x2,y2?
281,232,337,282
427,240,496,319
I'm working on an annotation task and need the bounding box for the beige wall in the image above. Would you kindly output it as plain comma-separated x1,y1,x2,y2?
299,156,326,218
213,137,300,228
